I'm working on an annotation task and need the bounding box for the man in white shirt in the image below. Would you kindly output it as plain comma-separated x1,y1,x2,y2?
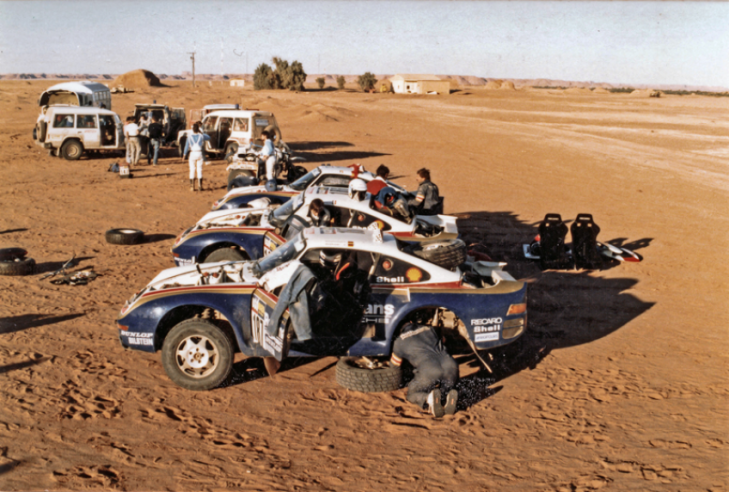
124,117,141,166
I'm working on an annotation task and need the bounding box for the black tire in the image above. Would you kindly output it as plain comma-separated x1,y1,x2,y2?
335,357,402,393
161,319,234,391
105,228,144,245
224,142,239,162
413,239,467,269
0,249,35,276
32,126,37,141
203,247,246,263
61,139,83,160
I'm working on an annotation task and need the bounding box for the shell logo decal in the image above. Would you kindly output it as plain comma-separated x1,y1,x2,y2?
405,267,423,283
375,220,385,230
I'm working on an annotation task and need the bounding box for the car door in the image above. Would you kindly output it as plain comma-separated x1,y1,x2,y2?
203,116,218,151
217,117,233,149
77,114,100,148
250,289,290,361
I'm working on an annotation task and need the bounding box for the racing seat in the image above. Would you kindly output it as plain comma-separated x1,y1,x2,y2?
570,214,603,270
538,213,570,270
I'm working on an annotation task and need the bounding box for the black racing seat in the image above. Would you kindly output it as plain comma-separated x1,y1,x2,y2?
538,213,570,270
571,214,603,270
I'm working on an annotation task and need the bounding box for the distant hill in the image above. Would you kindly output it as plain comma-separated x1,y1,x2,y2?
0,73,725,93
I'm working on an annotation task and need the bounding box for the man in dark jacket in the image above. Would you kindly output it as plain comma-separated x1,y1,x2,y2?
147,116,164,166
408,168,441,216
391,323,459,417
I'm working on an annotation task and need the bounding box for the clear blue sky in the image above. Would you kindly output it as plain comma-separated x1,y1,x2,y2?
1,0,727,87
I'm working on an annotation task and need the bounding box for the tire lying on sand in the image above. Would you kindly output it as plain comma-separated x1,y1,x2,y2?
335,357,402,393
412,239,467,269
105,228,145,245
0,248,36,276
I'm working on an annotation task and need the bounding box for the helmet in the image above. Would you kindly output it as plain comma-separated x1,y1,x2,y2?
348,179,367,201
319,250,342,270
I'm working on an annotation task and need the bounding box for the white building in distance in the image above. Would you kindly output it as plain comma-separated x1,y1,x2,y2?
389,74,450,95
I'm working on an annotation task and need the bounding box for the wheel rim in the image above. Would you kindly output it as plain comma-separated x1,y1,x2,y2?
67,143,81,158
175,335,219,378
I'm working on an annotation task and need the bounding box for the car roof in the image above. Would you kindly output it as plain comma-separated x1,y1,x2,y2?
47,106,117,116
206,110,275,118
134,104,169,109
203,104,239,110
43,81,110,94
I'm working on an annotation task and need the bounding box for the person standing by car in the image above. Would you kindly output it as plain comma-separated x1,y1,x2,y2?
123,116,141,166
183,122,211,192
408,168,441,216
138,113,150,163
258,131,278,191
390,322,459,418
147,116,164,166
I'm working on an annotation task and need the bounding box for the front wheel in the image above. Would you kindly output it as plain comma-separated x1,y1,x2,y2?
161,319,234,391
61,140,83,160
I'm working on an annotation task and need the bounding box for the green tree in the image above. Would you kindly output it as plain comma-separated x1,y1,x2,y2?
316,77,325,89
337,76,346,90
357,72,377,92
253,63,274,90
271,57,289,89
287,60,307,91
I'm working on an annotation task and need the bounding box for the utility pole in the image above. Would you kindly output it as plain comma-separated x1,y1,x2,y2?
188,51,196,88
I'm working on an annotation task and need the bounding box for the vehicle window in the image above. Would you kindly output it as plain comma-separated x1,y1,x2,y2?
254,237,305,275
233,118,249,132
289,168,322,191
76,115,97,129
317,175,351,188
374,257,430,284
340,208,391,231
53,114,74,128
204,116,218,132
152,110,165,122
271,193,305,225
281,215,311,240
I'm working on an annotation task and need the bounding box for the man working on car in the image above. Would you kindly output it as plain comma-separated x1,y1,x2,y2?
367,164,390,196
147,116,164,166
390,322,459,418
408,167,441,216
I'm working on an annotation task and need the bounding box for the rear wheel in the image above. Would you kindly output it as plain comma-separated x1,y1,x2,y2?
105,228,144,245
204,247,246,263
161,319,234,391
224,142,239,162
335,357,402,393
61,140,83,160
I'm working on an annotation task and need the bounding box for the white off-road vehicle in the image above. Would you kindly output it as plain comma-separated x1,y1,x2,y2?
176,109,283,159
34,105,125,160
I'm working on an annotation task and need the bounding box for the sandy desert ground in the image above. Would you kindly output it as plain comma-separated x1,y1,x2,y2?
0,80,727,491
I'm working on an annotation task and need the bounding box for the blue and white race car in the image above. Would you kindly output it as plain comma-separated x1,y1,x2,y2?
118,228,527,391
212,164,408,211
171,187,460,267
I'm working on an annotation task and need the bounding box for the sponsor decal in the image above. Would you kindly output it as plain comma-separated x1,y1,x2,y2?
376,276,404,283
121,331,154,346
363,303,394,324
405,267,422,282
348,241,354,247
474,324,501,334
472,317,503,326
176,258,194,266
375,220,385,230
474,332,500,342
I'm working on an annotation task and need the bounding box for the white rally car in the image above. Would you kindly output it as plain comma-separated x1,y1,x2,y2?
212,164,408,211
172,186,461,267
118,227,527,391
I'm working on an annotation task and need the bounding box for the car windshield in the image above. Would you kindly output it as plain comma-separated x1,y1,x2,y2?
289,168,322,191
253,236,305,276
270,193,304,226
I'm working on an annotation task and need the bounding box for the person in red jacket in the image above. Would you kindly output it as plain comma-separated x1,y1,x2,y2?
367,164,390,196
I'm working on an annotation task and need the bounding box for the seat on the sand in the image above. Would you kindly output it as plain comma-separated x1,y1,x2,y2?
570,213,603,270
538,213,570,270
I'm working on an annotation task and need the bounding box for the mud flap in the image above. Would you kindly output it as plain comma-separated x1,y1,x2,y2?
570,214,603,269
538,213,570,270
